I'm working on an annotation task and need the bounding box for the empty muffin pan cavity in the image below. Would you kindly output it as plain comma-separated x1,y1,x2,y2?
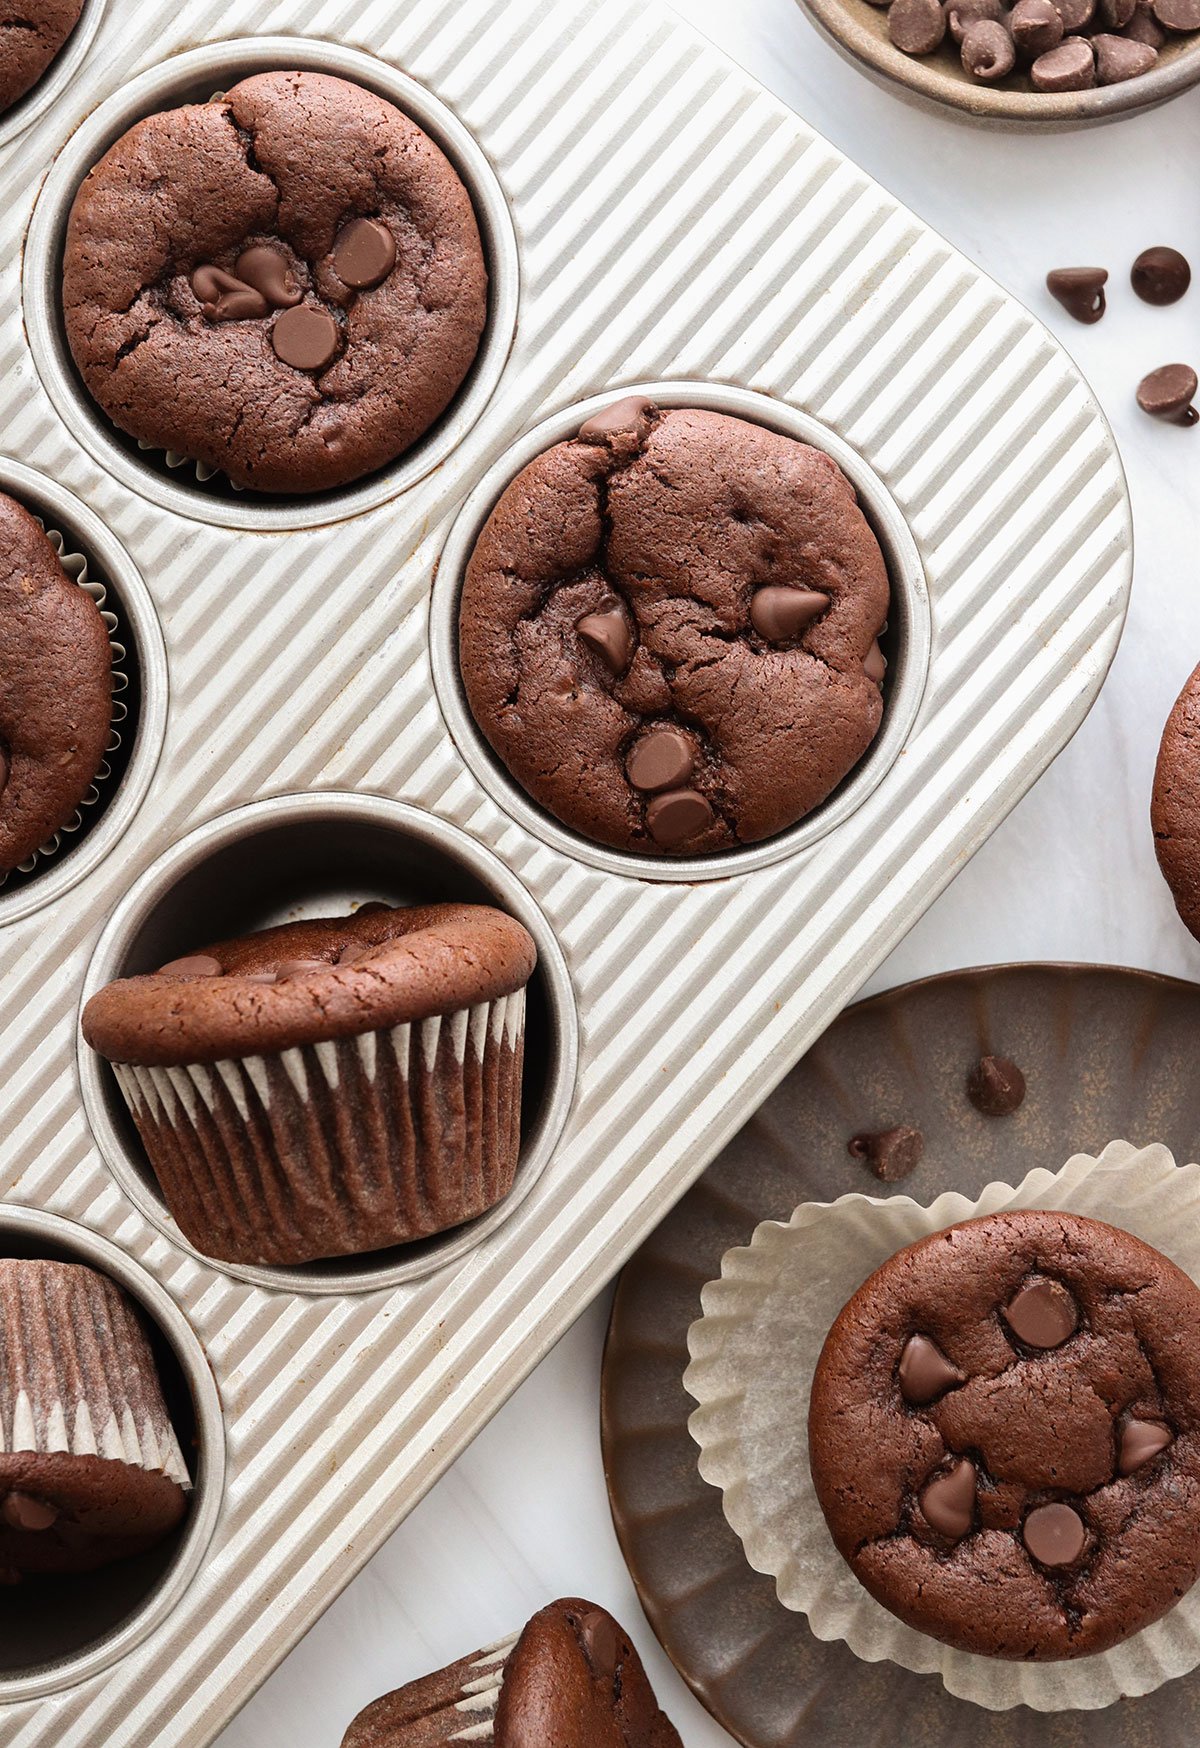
0,461,166,926
0,1205,224,1702
0,0,106,150
77,793,579,1296
429,381,931,884
23,36,519,533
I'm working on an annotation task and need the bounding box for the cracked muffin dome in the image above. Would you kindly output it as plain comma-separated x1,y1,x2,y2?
1152,659,1200,942
62,70,487,495
0,1,83,115
458,396,890,857
809,1210,1200,1660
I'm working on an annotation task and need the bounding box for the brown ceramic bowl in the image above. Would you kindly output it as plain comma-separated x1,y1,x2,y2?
797,0,1200,127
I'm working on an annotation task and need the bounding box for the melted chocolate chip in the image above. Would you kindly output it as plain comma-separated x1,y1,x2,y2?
1046,267,1108,325
332,218,398,290
626,728,695,793
864,642,887,684
578,396,655,443
272,305,340,371
921,1458,976,1541
236,244,302,309
1119,1417,1173,1475
578,1608,621,1679
646,788,714,847
1023,1501,1086,1567
1004,1278,1078,1349
191,265,269,323
576,603,633,675
749,586,830,643
0,744,9,797
273,958,335,980
156,954,223,978
966,1054,1026,1116
899,1334,963,1404
0,1493,58,1532
848,1125,924,1182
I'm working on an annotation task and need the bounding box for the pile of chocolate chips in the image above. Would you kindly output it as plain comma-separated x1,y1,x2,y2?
881,0,1198,90
1047,247,1197,427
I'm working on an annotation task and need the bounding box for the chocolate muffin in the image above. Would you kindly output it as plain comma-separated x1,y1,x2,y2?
0,491,112,876
0,1259,189,1580
809,1210,1200,1659
82,902,536,1267
1152,660,1200,940
0,1,83,114
458,398,890,856
341,1598,682,1747
63,71,487,494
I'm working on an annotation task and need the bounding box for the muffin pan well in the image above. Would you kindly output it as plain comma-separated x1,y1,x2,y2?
0,0,106,151
0,1,1131,1745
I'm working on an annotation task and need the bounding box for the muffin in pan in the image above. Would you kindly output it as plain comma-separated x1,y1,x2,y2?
62,70,487,495
341,1597,682,1747
458,396,890,857
0,1258,189,1581
0,490,112,877
82,902,536,1267
0,2,83,115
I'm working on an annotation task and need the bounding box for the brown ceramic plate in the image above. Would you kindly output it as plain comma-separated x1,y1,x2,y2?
797,0,1200,126
602,963,1200,1747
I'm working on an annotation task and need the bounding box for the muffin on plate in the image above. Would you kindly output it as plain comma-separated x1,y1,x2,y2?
809,1209,1200,1659
82,902,536,1267
1152,658,1200,940
0,1259,189,1580
341,1598,682,1747
459,396,890,856
0,491,112,878
63,70,487,494
0,1,83,114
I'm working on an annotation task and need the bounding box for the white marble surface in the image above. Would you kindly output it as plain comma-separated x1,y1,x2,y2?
215,5,1200,1742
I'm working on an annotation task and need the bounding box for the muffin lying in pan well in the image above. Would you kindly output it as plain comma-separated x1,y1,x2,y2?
0,1,83,115
459,397,890,858
82,901,536,1267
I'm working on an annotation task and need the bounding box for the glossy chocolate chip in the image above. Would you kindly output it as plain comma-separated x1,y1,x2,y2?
626,727,695,793
646,788,714,847
962,20,1017,75
864,642,887,685
946,0,1005,42
0,1493,58,1532
1011,0,1064,52
848,1125,924,1182
577,602,634,675
1131,246,1191,306
157,954,223,978
749,586,830,643
191,265,268,323
1097,0,1137,24
1124,3,1166,43
1004,1278,1078,1348
578,396,656,443
889,0,948,51
1046,267,1108,324
332,218,398,290
921,1459,976,1541
899,1334,963,1404
1119,1418,1173,1475
1137,363,1199,426
235,245,302,309
1095,33,1157,77
1153,0,1200,27
272,305,340,371
1023,1502,1086,1567
1031,37,1096,87
579,1609,621,1678
966,1054,1027,1116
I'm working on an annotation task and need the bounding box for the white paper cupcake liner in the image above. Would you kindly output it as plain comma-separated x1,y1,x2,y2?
684,1139,1200,1712
0,520,128,890
443,1634,515,1741
113,987,527,1266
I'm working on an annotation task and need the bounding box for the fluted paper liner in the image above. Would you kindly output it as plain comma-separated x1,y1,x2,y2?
440,1634,515,1742
0,1259,189,1487
685,1140,1200,1712
113,988,527,1266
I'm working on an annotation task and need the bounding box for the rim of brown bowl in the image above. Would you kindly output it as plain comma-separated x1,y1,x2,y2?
795,0,1200,129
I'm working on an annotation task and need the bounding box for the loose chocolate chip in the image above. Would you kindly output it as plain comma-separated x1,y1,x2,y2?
899,1334,963,1404
578,396,656,444
1098,0,1137,25
1004,1278,1078,1348
332,218,398,291
0,1493,58,1532
1054,0,1097,27
1138,363,1199,425
235,245,302,309
273,958,334,980
1031,36,1096,85
962,20,1017,76
864,641,887,684
1123,3,1166,43
946,0,1005,42
889,0,948,52
1011,0,1064,52
848,1125,924,1182
1119,1417,1173,1475
157,954,223,978
966,1054,1027,1116
1046,267,1108,324
576,602,634,675
1095,33,1158,77
645,789,714,847
921,1459,976,1541
190,265,269,323
1131,246,1191,306
626,727,695,793
1023,1502,1086,1567
1153,0,1200,27
272,305,340,371
749,586,830,643
579,1609,621,1678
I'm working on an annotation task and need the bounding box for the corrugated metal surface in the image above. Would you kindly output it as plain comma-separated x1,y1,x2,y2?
0,0,1130,1741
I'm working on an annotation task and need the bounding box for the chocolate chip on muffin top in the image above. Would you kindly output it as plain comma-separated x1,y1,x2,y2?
63,71,487,494
0,0,83,115
459,400,890,856
809,1210,1200,1659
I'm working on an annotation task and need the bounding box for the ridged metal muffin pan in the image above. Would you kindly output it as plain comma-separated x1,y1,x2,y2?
0,0,1131,1741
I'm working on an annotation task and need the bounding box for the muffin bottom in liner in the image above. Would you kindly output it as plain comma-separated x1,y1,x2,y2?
343,1633,516,1745
684,1141,1200,1712
113,987,527,1266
